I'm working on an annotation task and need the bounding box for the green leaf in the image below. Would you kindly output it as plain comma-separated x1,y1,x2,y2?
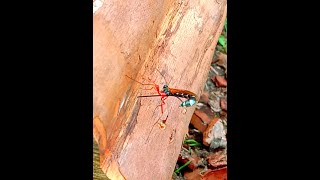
218,35,226,48
188,143,201,147
174,160,192,173
184,139,198,144
184,139,201,147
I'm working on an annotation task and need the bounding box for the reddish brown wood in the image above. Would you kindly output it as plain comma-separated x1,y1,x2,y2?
93,0,227,179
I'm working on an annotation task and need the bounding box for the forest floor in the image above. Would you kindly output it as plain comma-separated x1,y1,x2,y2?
173,18,227,180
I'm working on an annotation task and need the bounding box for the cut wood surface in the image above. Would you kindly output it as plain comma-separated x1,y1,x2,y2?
93,0,227,179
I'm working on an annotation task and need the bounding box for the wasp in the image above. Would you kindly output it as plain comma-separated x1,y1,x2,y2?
126,70,198,115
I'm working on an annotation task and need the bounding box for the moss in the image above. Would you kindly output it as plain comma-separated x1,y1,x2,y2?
93,139,110,180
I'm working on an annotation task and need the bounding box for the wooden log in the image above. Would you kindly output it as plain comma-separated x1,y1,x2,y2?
93,0,227,179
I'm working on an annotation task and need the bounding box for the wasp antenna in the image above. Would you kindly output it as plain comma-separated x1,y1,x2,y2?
125,75,144,85
156,68,169,86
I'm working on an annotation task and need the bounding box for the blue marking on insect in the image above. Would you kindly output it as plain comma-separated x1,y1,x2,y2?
180,97,197,107
163,85,171,95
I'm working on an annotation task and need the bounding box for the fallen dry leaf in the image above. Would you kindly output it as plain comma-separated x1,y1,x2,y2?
194,109,213,125
184,169,203,180
216,52,227,70
202,118,220,146
191,114,208,133
214,76,227,87
220,98,227,111
207,150,227,168
210,75,216,84
202,167,227,180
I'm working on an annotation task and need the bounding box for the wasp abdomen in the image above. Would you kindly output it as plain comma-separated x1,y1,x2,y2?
173,93,194,99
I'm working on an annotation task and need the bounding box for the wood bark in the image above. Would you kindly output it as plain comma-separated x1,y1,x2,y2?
93,0,227,179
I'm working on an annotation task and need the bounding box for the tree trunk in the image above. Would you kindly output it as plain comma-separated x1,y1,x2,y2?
93,0,227,179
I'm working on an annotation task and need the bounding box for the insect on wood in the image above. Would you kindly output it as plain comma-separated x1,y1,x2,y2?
126,69,199,118
126,69,199,143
